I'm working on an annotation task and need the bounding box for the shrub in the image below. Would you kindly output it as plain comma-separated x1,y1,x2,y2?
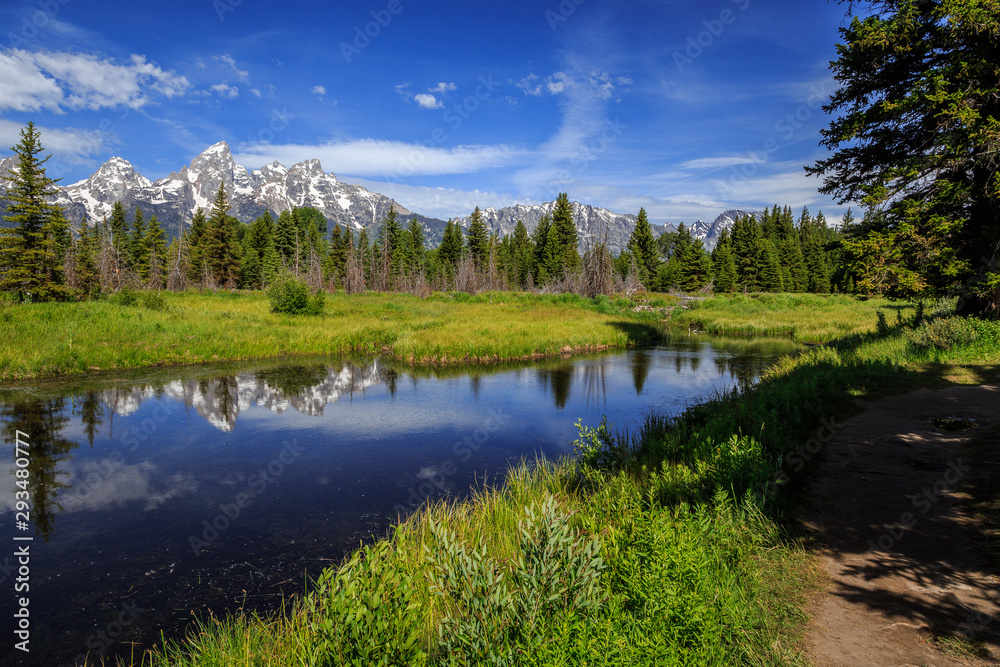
267,272,325,315
907,316,978,350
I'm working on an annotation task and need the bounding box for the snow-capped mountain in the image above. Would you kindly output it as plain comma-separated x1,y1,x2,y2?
1,141,759,251
2,141,419,239
453,202,675,254
688,209,758,250
101,360,385,432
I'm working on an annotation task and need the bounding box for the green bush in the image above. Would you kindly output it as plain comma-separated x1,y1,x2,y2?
266,273,325,315
907,316,978,350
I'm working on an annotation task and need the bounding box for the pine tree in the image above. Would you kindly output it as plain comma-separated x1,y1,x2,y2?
676,238,713,291
711,229,738,292
627,207,660,286
550,193,580,278
532,214,553,285
465,207,489,270
406,218,425,274
0,122,71,301
204,183,241,286
438,220,463,277
144,214,167,287
730,214,765,291
108,201,130,272
511,219,533,288
186,209,209,284
760,241,785,292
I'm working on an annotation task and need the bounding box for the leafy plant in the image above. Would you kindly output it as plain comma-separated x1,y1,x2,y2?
267,272,325,315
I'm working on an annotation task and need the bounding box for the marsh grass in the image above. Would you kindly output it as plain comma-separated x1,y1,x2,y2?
669,293,914,341
0,291,667,381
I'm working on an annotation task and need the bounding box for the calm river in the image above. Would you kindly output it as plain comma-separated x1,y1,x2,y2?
0,334,798,666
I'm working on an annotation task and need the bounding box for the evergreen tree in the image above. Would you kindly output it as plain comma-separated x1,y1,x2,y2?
406,219,425,274
676,238,713,291
531,214,553,285
0,122,70,301
627,207,660,286
186,208,209,284
438,220,463,276
730,214,765,291
550,193,580,278
204,183,241,286
511,219,534,288
807,0,1000,311
711,229,738,292
108,201,130,269
144,214,167,287
465,207,489,270
760,241,785,292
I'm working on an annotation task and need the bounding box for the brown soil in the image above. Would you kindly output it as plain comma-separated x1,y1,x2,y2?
803,384,1000,667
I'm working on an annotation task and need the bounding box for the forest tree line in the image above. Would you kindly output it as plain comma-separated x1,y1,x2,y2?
1,124,849,301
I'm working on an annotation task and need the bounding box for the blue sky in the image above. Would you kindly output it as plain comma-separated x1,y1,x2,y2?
0,0,854,224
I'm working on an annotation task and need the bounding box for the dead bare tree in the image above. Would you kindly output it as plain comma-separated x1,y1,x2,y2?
344,246,366,294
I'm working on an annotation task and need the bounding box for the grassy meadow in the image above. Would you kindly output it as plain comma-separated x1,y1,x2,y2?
72,296,996,666
0,290,671,381
669,292,914,341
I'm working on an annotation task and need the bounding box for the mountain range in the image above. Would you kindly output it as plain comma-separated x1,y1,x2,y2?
0,141,752,251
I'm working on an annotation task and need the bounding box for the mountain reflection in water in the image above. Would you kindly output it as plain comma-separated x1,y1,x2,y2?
0,335,798,666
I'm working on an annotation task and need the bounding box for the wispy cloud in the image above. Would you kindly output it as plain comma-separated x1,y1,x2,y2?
209,82,238,98
233,139,532,177
0,49,189,112
0,119,109,160
311,85,326,95
214,54,248,82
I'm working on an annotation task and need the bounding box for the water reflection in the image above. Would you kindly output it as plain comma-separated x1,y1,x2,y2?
0,334,799,666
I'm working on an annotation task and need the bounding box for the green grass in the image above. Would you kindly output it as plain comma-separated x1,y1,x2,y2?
668,292,914,341
0,290,669,381
64,296,1000,666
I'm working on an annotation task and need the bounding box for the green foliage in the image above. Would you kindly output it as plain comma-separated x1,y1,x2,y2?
0,122,71,301
305,540,426,666
627,207,660,285
266,272,324,315
465,207,489,270
426,495,605,665
906,316,979,350
808,0,1000,310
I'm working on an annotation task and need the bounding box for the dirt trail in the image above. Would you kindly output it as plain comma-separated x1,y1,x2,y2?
803,384,1000,667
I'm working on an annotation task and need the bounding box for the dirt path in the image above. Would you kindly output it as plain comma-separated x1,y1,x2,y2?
803,384,1000,667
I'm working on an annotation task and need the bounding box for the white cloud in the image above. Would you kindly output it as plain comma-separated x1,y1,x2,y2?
250,88,261,97
0,119,108,160
429,81,456,94
681,156,763,170
413,93,442,109
210,82,238,98
0,49,189,112
344,178,537,220
311,85,326,95
214,54,249,81
233,138,533,178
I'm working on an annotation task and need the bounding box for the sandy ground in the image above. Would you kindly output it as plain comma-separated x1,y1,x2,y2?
802,384,1000,667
